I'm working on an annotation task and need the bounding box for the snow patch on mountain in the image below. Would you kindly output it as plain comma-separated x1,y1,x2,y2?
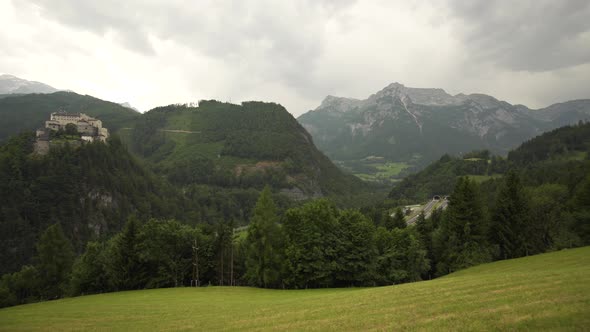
0,74,58,94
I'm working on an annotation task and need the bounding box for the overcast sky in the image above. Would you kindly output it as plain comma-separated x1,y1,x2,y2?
1,0,589,115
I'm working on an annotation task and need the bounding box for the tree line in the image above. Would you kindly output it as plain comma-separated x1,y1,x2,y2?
3,166,588,308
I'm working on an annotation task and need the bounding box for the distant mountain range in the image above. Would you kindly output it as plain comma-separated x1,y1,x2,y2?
0,74,58,94
298,83,590,179
4,73,588,187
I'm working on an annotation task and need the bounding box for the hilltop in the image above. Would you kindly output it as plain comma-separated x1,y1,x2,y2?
124,100,367,198
0,91,140,141
388,122,590,203
0,247,587,331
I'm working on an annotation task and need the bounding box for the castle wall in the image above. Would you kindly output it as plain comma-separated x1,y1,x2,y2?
76,121,98,135
46,112,107,137
40,111,109,144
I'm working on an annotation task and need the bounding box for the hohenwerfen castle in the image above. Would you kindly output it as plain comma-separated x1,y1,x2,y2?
36,111,109,142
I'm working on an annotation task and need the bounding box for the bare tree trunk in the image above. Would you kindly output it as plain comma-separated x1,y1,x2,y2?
195,241,200,287
192,238,200,287
220,247,224,286
230,242,234,286
230,228,234,286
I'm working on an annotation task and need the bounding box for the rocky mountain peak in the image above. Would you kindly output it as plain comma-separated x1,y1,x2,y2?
316,95,361,112
0,74,58,94
369,82,465,107
465,94,503,109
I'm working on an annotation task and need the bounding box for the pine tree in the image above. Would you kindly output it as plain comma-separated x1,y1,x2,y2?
415,212,435,279
244,186,284,288
572,174,590,245
435,177,491,276
387,207,407,230
108,216,143,290
491,171,533,259
36,223,75,299
399,228,430,282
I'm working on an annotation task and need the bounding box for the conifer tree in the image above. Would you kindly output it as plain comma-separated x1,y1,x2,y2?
572,174,590,245
415,212,435,279
36,223,75,299
387,207,407,230
244,186,284,288
435,177,491,276
108,216,143,290
491,171,533,259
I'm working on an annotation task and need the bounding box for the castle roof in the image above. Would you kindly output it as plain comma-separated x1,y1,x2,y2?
53,111,82,117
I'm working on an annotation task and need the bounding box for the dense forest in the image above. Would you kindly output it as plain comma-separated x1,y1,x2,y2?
127,100,368,197
1,121,589,307
0,133,185,275
0,97,376,273
0,132,307,277
388,121,590,203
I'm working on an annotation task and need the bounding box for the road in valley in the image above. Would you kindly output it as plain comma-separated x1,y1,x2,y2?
405,197,449,225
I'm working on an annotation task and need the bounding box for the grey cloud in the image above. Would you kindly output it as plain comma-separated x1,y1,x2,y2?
19,0,356,96
19,1,155,54
446,0,590,71
5,0,588,115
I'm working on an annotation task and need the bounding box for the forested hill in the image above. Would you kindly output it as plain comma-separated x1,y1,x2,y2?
0,92,140,141
0,133,184,275
508,121,590,165
388,121,590,203
125,100,367,198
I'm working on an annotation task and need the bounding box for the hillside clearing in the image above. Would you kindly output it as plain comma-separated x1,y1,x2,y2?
0,247,588,331
353,161,410,183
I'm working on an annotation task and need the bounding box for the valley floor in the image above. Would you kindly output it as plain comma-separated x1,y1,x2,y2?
0,247,588,331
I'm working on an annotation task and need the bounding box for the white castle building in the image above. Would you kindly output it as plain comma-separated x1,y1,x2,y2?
41,111,109,142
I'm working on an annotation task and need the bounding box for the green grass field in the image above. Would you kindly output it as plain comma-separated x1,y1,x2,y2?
353,162,409,183
1,247,588,331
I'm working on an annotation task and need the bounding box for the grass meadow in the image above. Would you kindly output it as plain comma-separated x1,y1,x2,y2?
0,247,588,331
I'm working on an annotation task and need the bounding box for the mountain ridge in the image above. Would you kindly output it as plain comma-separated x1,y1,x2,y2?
314,82,583,112
0,74,58,94
298,82,590,181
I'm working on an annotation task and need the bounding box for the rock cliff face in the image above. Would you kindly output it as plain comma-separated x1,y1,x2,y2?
298,82,590,165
